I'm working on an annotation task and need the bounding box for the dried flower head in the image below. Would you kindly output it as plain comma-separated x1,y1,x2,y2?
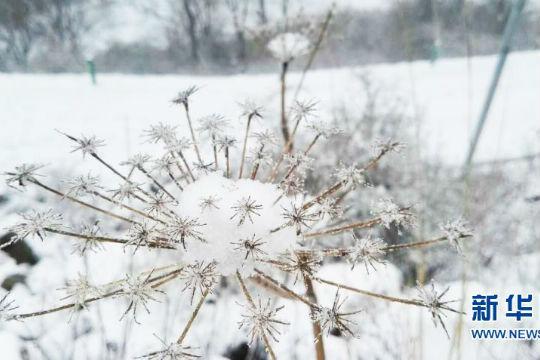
199,195,220,212
70,134,105,158
312,290,362,338
109,181,142,202
180,262,218,303
126,221,161,252
120,272,164,323
334,163,366,189
439,218,472,252
166,217,206,249
72,221,105,255
144,122,177,144
4,163,44,188
416,280,457,338
372,198,415,230
238,297,289,344
64,173,102,198
232,234,267,261
348,233,386,272
267,32,311,62
5,209,62,248
315,198,343,220
139,340,200,359
60,273,102,317
281,203,317,235
172,86,198,108
371,138,405,157
291,99,318,121
231,196,263,226
197,114,229,137
306,119,343,139
0,292,17,321
239,100,264,119
280,252,322,283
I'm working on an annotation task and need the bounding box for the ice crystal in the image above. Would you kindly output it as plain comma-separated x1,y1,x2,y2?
281,203,317,235
144,122,177,144
197,114,228,137
126,221,161,252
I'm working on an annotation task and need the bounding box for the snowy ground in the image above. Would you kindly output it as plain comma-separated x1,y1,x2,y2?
1,51,540,359
1,50,539,175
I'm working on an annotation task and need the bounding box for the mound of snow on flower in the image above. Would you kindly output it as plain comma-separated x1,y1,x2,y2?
177,172,298,276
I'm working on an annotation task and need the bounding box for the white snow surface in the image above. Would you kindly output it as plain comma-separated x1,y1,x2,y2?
178,173,298,275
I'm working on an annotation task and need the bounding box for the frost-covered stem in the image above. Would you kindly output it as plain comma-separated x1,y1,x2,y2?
44,228,175,250
12,268,182,320
136,165,177,201
315,277,462,314
212,134,219,170
169,151,189,183
282,134,320,182
253,269,315,307
236,271,277,360
238,114,253,179
182,103,203,164
225,146,231,178
267,154,285,182
250,144,265,180
302,146,393,211
91,153,153,202
302,268,326,360
291,7,334,102
383,234,472,252
28,179,136,225
296,234,472,257
177,287,210,344
167,171,184,191
177,151,196,182
280,61,291,151
92,190,166,224
304,217,381,238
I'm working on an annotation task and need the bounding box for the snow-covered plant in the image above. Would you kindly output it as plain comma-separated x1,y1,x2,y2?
2,86,472,360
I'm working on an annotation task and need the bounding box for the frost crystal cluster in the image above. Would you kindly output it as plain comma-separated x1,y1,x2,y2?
2,85,472,359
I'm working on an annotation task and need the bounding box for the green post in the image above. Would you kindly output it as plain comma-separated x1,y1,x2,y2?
463,0,526,175
86,59,96,85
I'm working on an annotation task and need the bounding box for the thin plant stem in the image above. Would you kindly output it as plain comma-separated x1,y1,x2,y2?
304,217,381,238
44,228,176,250
303,271,325,360
12,268,182,320
177,151,196,182
238,115,253,178
280,61,291,151
236,271,277,360
250,144,265,180
291,7,334,103
136,166,177,202
225,146,231,178
183,103,203,164
92,190,165,224
29,179,136,225
212,134,219,170
314,277,462,314
177,287,211,344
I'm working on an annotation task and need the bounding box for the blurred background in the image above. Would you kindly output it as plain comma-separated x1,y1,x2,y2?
1,0,540,359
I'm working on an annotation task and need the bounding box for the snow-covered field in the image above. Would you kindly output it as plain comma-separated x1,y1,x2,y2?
1,51,539,359
1,50,539,175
